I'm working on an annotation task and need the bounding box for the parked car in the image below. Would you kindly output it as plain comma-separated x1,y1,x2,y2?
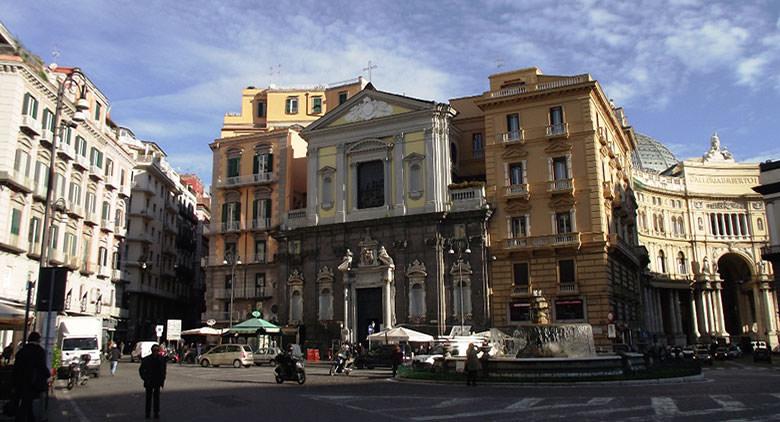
254,346,282,366
681,346,696,360
726,345,742,359
198,344,254,368
713,347,729,360
355,344,409,369
131,341,158,362
694,344,713,366
753,341,772,363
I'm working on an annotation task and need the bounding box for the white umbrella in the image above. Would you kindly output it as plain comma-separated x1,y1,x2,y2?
180,326,223,336
367,327,434,343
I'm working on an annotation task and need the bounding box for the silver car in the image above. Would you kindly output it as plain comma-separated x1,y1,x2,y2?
198,344,254,368
254,347,282,366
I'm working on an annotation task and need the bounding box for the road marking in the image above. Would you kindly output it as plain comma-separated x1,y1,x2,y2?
771,393,780,400
506,398,544,410
651,397,679,416
60,392,91,422
431,398,480,408
587,397,614,406
710,394,746,411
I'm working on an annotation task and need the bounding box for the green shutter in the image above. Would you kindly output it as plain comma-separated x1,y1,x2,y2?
267,154,273,172
221,203,228,221
10,209,21,235
252,155,259,174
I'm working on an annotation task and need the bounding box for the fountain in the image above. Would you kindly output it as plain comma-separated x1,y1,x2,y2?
510,290,596,358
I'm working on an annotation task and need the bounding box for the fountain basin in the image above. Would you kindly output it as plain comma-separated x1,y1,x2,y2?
510,323,596,358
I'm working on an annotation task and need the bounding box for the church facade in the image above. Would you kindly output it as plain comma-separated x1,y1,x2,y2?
634,133,777,350
277,87,491,347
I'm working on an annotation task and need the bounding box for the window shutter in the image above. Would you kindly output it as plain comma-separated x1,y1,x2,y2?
233,203,241,222
253,155,259,174
526,213,531,236
252,199,258,219
547,158,553,181
222,203,228,221
267,154,273,172
522,160,527,184
566,153,572,179
265,199,272,219
504,163,510,186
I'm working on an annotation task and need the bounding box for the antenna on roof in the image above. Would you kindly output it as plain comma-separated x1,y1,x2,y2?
363,60,378,82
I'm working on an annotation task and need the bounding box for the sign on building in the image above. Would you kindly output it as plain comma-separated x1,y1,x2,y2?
167,320,182,341
155,325,164,339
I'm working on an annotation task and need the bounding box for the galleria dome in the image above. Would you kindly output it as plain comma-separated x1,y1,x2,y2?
632,133,679,173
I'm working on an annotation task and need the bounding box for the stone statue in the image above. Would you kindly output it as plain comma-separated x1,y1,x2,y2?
702,257,711,275
378,246,394,267
337,249,353,272
758,260,767,275
530,290,551,325
360,247,375,266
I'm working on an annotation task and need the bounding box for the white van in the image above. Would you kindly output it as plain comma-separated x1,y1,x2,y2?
59,317,102,377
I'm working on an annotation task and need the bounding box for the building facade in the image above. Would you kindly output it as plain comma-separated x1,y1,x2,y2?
469,68,646,349
635,134,777,350
0,23,133,347
278,86,491,348
180,174,211,329
119,129,201,341
204,79,366,328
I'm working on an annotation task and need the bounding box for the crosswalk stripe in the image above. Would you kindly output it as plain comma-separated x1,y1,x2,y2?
506,398,543,410
651,397,679,416
710,394,746,411
587,397,614,406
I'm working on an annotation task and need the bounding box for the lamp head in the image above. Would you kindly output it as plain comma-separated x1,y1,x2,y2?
71,110,86,123
141,262,147,269
465,248,471,254
222,260,228,265
236,260,242,265
448,248,455,255
76,97,90,112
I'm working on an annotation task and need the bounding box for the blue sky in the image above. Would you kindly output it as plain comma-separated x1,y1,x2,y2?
3,0,780,184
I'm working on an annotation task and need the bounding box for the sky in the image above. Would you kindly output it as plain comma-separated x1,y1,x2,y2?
2,0,780,184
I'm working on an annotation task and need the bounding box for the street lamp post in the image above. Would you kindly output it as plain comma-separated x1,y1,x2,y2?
448,239,471,333
223,253,241,329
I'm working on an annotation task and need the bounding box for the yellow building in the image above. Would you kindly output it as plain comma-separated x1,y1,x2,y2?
461,67,646,349
635,133,777,350
205,78,365,327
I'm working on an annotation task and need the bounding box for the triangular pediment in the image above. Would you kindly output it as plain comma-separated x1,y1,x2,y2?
303,87,436,132
502,148,528,160
544,140,573,154
549,196,576,210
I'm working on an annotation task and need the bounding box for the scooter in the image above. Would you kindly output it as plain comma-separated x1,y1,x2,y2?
329,351,353,376
65,354,90,390
274,355,306,385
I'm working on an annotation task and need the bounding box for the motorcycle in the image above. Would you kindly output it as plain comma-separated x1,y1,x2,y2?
63,354,90,390
274,355,306,385
329,351,353,376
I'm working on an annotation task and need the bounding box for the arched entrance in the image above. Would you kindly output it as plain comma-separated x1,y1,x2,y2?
717,253,754,339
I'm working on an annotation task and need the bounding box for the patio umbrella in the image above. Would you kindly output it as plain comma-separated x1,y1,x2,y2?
180,326,223,336
226,317,281,335
367,327,434,343
0,303,26,330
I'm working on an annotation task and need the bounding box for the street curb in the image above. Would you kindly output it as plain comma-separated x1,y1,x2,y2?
392,374,708,387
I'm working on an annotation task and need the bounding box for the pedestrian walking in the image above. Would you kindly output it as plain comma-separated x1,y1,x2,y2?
11,332,49,421
139,344,167,419
465,343,480,386
109,343,121,375
391,344,403,377
2,343,14,366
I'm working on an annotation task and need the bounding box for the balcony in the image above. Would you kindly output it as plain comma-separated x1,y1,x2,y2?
558,283,578,294
56,139,74,161
84,211,99,226
285,209,307,229
66,203,84,219
511,284,530,296
0,234,25,254
113,224,126,239
32,183,47,201
488,75,590,99
761,245,780,260
88,165,104,181
73,155,90,171
449,185,487,211
111,269,123,281
39,130,53,146
597,127,608,145
26,241,41,258
505,183,529,199
127,233,153,244
104,176,119,191
100,219,114,232
132,183,155,196
250,254,268,264
118,184,131,199
497,130,525,144
80,261,96,275
251,218,272,231
505,232,581,249
129,209,154,221
0,170,34,193
546,123,569,138
65,255,80,271
211,288,272,300
49,249,65,265
548,178,574,194
214,172,276,189
217,221,242,233
20,115,42,137
97,265,112,279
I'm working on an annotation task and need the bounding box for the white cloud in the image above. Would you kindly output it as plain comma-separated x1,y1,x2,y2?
736,56,770,86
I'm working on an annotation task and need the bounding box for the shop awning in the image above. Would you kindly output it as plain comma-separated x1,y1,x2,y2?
367,327,434,343
0,303,26,330
180,326,224,336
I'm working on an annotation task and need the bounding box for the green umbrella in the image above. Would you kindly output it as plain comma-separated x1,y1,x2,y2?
227,317,281,334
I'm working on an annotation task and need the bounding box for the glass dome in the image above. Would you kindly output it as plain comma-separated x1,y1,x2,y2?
632,133,679,173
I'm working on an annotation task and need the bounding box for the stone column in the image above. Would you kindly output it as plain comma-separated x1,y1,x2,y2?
674,291,685,334
383,268,394,330
393,134,406,213
656,290,665,334
697,288,710,335
713,282,728,336
690,290,701,339
761,281,779,349
335,144,346,222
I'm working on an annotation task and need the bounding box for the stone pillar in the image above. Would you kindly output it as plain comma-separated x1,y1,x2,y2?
383,269,394,330
674,291,685,334
690,290,701,339
654,290,663,333
335,144,346,222
752,284,764,337
760,281,779,350
713,282,728,337
697,288,710,335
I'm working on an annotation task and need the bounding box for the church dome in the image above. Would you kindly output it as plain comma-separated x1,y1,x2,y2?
632,133,679,173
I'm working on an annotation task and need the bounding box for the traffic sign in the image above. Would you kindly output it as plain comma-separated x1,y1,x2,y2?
167,320,182,341
607,324,616,339
206,319,216,327
155,324,164,338
251,311,261,318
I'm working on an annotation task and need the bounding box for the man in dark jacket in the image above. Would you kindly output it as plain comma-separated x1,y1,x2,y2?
139,344,166,419
12,332,49,422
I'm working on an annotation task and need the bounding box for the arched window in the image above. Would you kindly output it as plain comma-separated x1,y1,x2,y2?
657,250,667,273
677,251,687,274
653,215,659,232
290,290,303,322
409,283,425,319
318,288,333,321
679,217,685,235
